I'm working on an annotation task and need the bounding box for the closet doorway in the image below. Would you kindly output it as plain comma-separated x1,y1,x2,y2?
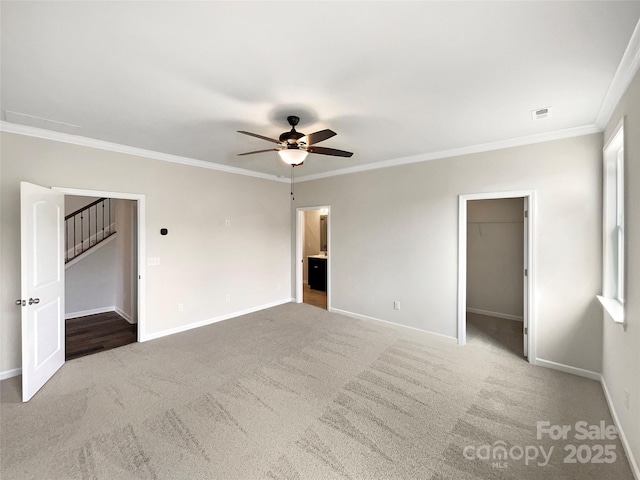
458,191,535,362
466,197,525,357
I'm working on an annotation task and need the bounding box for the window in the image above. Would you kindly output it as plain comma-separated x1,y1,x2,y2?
598,121,625,323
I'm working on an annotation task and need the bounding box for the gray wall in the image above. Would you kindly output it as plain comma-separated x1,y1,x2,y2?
65,238,117,315
467,198,524,319
293,133,603,373
602,69,640,471
0,132,291,372
65,195,100,216
115,199,137,323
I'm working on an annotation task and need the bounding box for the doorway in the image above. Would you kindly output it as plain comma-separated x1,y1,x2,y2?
296,206,330,310
55,187,146,342
458,191,535,362
63,195,138,359
20,183,145,401
466,198,524,357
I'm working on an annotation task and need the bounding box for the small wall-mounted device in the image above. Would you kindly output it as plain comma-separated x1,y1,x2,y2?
160,228,168,235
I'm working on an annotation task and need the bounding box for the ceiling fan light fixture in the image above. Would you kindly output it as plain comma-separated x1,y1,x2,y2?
278,148,308,165
237,116,353,161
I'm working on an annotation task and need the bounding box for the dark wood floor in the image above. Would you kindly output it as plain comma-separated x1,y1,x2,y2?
303,283,327,310
66,311,137,360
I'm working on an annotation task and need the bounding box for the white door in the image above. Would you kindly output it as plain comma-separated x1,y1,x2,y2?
20,182,65,402
523,197,529,358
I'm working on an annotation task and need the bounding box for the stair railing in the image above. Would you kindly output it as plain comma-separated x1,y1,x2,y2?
65,198,116,263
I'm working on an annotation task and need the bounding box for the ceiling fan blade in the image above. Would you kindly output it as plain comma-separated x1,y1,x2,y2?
237,148,280,156
301,129,336,145
237,131,281,144
307,146,353,157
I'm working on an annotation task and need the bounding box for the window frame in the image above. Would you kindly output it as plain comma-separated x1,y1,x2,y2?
615,147,624,303
598,119,625,324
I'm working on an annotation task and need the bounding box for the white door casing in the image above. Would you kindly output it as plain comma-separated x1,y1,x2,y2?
20,182,65,402
53,186,146,341
523,197,529,358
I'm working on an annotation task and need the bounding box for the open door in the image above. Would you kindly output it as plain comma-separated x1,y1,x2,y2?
523,197,529,358
20,182,65,402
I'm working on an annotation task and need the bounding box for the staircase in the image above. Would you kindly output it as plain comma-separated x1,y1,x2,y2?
65,197,116,263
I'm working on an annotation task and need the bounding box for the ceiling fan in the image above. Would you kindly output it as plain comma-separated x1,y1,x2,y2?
237,116,353,166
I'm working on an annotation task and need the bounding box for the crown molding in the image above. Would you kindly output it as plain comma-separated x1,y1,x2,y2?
595,18,640,129
295,124,601,183
0,121,289,183
1,121,602,185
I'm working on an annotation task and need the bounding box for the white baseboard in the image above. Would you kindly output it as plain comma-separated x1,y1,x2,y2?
115,306,135,324
601,377,640,480
65,306,115,320
0,367,22,380
467,307,523,322
141,298,294,342
534,357,601,381
329,307,457,343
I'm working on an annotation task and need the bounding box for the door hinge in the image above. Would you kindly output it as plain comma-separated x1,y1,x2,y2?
524,210,528,218
524,327,528,335
524,268,528,277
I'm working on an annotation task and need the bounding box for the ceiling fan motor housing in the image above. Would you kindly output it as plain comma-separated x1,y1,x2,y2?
280,131,304,143
280,116,305,143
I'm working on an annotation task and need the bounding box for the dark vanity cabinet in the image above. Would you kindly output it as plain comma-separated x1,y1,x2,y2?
308,256,327,291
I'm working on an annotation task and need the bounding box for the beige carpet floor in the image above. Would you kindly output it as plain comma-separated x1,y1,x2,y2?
0,303,633,479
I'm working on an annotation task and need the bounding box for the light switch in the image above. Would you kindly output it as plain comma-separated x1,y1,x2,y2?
147,257,160,266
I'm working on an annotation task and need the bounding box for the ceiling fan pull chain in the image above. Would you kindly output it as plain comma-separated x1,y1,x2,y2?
291,165,295,201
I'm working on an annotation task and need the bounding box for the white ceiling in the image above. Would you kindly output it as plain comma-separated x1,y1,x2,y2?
2,1,640,180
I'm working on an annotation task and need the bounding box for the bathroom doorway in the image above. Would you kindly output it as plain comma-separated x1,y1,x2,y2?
296,206,330,310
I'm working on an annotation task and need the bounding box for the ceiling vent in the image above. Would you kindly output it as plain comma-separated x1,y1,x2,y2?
531,106,552,120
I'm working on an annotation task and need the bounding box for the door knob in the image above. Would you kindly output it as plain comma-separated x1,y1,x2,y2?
15,299,26,306
28,298,40,305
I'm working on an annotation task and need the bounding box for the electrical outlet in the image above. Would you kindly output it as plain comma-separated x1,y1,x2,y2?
624,389,629,410
178,303,184,312
225,294,231,302
394,301,400,310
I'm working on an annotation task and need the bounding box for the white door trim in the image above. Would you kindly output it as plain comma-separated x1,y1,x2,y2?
457,190,536,363
295,206,330,309
52,187,147,342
